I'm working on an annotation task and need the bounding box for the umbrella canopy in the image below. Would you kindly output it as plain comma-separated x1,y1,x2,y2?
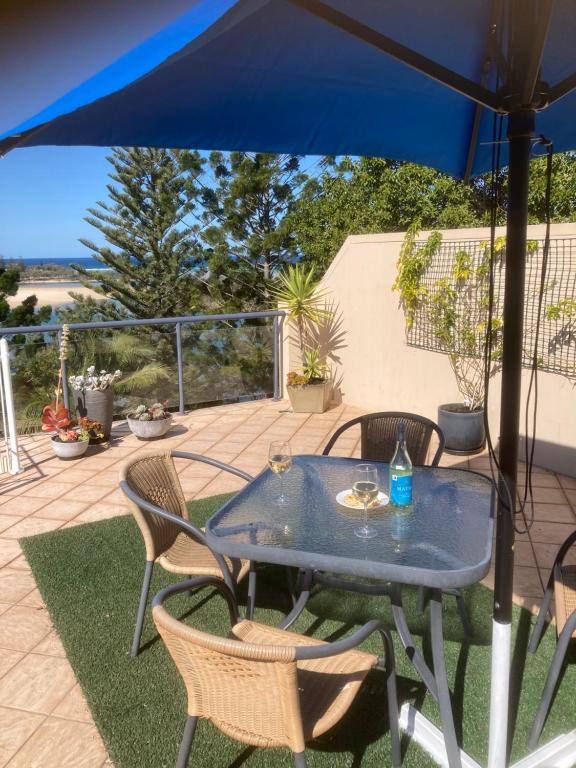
1,0,575,178
2,2,576,766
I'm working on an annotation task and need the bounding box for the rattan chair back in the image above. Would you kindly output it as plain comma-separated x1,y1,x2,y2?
323,411,444,466
120,451,188,561
153,604,306,752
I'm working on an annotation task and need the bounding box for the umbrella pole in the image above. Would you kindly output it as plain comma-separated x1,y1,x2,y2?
487,108,534,768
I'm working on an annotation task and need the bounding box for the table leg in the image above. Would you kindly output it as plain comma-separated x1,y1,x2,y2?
429,589,461,768
278,569,313,629
390,585,439,700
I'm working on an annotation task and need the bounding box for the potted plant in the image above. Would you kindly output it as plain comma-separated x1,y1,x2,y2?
126,401,173,439
69,366,122,441
41,404,89,458
271,264,333,413
395,228,503,453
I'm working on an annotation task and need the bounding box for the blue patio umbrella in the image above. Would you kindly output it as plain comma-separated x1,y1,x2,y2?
2,2,576,766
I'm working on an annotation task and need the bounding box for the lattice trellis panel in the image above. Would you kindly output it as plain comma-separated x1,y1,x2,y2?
406,237,576,378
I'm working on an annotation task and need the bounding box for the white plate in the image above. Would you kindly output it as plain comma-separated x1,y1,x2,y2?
336,489,389,510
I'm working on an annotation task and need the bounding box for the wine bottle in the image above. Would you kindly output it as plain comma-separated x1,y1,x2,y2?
389,421,413,507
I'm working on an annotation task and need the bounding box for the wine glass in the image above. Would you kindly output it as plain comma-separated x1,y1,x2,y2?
353,464,379,539
268,440,292,506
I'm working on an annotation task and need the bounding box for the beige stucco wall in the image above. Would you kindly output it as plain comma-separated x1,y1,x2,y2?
286,223,576,476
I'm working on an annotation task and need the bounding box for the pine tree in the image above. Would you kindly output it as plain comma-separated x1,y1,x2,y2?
75,147,206,319
195,152,307,312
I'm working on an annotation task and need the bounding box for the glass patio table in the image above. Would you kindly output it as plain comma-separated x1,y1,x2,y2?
206,455,495,768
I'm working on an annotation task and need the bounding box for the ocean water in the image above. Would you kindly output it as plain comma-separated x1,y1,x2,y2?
3,256,103,270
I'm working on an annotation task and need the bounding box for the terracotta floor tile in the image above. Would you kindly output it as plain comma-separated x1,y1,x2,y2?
513,566,546,598
0,649,24,681
1,517,63,540
32,499,90,522
7,556,31,573
0,654,75,715
514,541,538,567
558,474,576,490
529,503,576,524
19,588,44,609
0,541,22,569
0,706,45,766
89,470,122,487
528,521,576,545
0,569,36,603
564,488,576,507
0,497,50,517
0,516,20,535
0,603,11,617
75,504,127,524
6,717,108,768
52,684,93,723
33,630,67,658
0,605,52,652
527,487,570,504
19,482,77,501
520,472,561,489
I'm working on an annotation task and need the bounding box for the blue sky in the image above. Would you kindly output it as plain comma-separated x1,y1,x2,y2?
0,146,110,261
0,0,193,262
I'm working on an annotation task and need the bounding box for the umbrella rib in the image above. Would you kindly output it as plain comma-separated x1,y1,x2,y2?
464,0,504,182
519,0,554,107
548,70,576,106
288,0,500,111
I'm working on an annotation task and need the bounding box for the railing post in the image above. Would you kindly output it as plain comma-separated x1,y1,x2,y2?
175,322,185,415
57,330,70,413
0,339,21,474
273,316,281,401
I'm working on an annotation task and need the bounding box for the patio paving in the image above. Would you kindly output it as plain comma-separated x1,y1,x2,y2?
0,397,575,766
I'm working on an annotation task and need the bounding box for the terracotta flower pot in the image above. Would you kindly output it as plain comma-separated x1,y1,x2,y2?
51,435,89,459
73,388,114,440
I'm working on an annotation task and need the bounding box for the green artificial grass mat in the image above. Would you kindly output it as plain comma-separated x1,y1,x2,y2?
20,495,575,768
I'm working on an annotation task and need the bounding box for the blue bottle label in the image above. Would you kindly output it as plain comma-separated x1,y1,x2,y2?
390,474,412,506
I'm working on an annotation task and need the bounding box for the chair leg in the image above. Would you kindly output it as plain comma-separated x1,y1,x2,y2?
455,589,473,637
417,586,427,613
380,630,401,768
246,562,257,620
528,576,554,654
176,715,198,768
292,751,307,767
528,611,576,750
131,560,154,658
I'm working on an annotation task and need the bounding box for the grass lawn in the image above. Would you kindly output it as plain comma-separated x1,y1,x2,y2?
20,494,575,768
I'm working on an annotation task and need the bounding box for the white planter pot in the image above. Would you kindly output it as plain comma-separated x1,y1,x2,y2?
51,436,89,459
127,414,173,440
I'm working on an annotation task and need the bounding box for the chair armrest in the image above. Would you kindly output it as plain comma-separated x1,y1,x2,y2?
171,451,254,483
294,619,390,660
554,529,576,568
152,576,239,625
322,417,363,456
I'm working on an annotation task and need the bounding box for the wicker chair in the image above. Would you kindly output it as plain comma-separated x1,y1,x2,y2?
120,450,255,657
322,411,445,466
152,576,401,768
527,529,576,748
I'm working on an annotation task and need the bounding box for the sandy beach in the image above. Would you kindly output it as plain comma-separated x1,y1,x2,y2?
7,281,102,308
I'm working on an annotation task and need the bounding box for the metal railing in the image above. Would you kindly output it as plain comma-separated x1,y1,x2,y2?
0,310,285,422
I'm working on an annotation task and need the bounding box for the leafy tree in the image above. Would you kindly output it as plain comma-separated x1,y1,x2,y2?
194,152,308,312
290,157,477,275
0,264,51,329
290,152,576,277
74,147,206,319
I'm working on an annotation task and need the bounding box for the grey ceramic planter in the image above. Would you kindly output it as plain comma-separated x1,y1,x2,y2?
438,403,486,454
127,414,173,440
287,381,331,413
73,387,115,440
51,435,89,459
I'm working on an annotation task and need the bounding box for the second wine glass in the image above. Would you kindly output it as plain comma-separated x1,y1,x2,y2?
268,440,292,505
353,463,379,539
